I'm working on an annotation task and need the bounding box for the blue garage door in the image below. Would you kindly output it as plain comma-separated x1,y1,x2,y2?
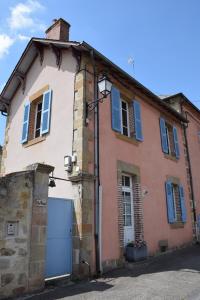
45,197,73,278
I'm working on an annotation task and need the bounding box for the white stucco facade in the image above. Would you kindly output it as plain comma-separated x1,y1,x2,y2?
3,48,77,199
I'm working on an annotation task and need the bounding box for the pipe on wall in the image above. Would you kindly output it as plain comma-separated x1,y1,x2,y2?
90,49,101,274
181,107,197,239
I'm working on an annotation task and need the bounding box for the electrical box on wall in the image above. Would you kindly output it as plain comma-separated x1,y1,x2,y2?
72,153,77,163
64,155,72,172
6,221,18,237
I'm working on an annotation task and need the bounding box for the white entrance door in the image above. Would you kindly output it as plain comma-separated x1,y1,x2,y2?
122,174,134,246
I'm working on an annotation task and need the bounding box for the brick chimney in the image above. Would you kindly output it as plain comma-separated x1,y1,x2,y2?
45,18,71,41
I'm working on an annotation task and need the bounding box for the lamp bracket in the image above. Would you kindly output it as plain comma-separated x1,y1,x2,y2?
86,95,106,112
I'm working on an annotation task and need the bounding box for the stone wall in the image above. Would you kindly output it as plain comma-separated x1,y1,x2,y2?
69,54,96,277
0,163,53,299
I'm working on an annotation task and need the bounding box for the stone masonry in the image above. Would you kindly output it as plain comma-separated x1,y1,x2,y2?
0,163,53,299
69,54,96,277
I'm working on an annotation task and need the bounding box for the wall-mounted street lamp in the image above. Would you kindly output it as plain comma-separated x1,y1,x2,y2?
86,75,112,112
49,171,56,187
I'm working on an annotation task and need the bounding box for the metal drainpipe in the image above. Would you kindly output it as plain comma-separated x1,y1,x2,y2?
90,49,100,274
181,107,197,239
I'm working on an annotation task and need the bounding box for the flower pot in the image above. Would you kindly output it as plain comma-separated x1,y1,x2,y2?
125,244,147,262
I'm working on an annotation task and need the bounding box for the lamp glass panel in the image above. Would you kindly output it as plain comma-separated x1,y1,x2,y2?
98,79,106,94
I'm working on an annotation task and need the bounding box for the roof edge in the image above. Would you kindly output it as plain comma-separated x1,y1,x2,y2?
81,41,188,123
163,93,200,115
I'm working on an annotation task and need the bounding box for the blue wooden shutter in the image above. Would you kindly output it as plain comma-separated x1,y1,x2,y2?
179,184,187,223
111,86,121,132
159,118,168,154
41,90,52,135
173,126,180,159
133,100,143,141
165,181,176,223
21,101,30,144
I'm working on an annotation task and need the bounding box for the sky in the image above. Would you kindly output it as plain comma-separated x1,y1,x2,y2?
0,0,200,144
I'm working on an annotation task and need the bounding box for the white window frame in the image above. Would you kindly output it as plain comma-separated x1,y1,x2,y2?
166,126,171,154
122,174,133,227
34,100,43,138
120,99,130,137
172,185,177,221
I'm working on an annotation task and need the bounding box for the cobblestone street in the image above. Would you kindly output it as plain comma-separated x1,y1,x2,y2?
20,245,200,300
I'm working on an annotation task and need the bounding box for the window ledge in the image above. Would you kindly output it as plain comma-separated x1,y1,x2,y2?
164,153,178,162
170,222,185,229
23,136,46,148
115,133,139,146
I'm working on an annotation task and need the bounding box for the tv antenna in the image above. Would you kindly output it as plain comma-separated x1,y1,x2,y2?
128,56,135,75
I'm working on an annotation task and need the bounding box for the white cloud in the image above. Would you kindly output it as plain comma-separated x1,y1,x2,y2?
18,34,30,41
0,34,14,59
8,0,45,31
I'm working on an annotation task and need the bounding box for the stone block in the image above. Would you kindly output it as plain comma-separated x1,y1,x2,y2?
18,248,27,257
31,212,46,226
30,245,45,261
0,248,15,256
28,278,44,291
31,226,40,243
39,226,46,243
82,224,92,234
18,273,27,285
16,210,25,218
22,224,27,235
0,258,10,269
15,238,26,244
12,286,26,296
1,273,14,287
0,241,5,249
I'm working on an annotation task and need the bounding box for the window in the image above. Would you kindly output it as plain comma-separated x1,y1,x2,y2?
111,86,143,141
122,175,133,226
121,100,130,137
21,89,52,144
165,123,175,156
165,181,187,224
160,118,180,159
172,184,182,222
34,101,42,138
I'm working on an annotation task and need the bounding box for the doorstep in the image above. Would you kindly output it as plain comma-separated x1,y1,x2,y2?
45,274,73,288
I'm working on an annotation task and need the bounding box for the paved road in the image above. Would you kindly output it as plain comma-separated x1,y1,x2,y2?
21,245,200,300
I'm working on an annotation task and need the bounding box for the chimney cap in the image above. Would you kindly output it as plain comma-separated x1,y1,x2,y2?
45,18,71,34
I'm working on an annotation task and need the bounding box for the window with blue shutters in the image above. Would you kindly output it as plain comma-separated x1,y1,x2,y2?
173,126,180,159
160,118,180,159
20,89,52,144
41,90,52,134
160,118,168,154
111,87,143,142
111,86,121,133
165,181,187,224
21,101,30,144
121,99,130,137
133,100,143,141
179,185,187,223
165,181,176,223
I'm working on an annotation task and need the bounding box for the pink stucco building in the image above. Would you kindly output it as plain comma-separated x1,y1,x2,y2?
0,19,198,279
163,93,200,239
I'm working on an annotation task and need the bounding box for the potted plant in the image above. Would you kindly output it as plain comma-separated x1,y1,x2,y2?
125,240,147,262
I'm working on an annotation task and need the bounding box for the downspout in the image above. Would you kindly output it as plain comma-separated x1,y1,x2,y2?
181,104,197,239
90,49,100,274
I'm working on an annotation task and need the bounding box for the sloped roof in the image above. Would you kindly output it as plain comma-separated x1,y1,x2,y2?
162,93,200,115
0,38,188,122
